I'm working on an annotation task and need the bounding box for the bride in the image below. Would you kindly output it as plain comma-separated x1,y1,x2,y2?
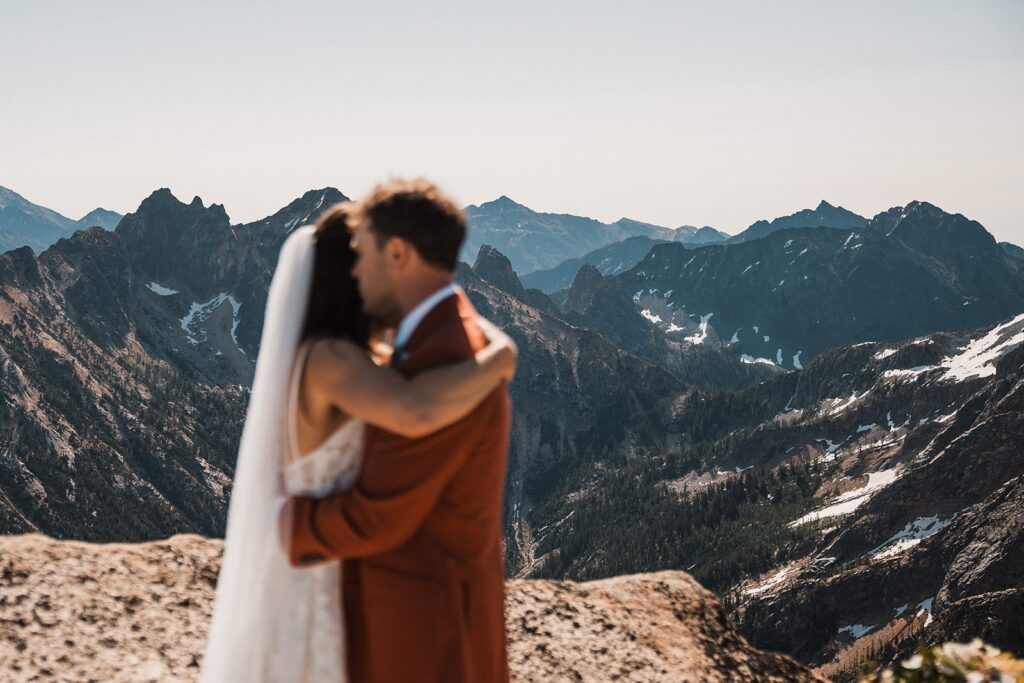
200,203,516,682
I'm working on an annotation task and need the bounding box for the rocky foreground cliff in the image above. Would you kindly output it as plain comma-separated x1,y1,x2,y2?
0,534,817,683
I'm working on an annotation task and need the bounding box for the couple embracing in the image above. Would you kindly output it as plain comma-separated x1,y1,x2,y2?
201,180,515,682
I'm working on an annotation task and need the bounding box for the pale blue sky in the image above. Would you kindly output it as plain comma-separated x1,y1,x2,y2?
2,1,1022,242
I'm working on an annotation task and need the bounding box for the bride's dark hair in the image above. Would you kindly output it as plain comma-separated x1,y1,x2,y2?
299,202,372,348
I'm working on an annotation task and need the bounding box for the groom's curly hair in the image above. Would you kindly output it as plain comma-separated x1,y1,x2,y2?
349,178,466,272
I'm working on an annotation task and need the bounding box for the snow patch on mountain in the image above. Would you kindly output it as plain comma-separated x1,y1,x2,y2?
640,309,662,324
684,313,713,345
878,314,1024,385
743,564,796,597
146,282,178,296
869,515,955,560
227,296,243,352
180,293,242,351
824,391,870,417
790,469,899,526
938,313,1024,381
815,438,843,456
883,366,931,381
917,597,935,628
838,623,875,639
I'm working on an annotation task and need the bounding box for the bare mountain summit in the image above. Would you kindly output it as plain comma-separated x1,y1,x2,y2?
0,534,818,682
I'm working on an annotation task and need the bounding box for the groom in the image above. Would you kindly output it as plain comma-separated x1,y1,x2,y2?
281,179,512,683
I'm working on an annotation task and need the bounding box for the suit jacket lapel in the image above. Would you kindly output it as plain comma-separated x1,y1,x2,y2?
394,293,458,375
397,291,483,377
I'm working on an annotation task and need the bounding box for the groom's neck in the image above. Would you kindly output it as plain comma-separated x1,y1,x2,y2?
394,270,454,320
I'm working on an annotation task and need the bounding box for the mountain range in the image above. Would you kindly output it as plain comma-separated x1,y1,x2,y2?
462,195,728,275
1,185,1022,680
597,201,1024,369
518,199,918,298
0,187,343,539
727,200,868,243
0,185,122,253
3,186,749,544
518,306,1024,679
520,235,669,293
1,184,735,279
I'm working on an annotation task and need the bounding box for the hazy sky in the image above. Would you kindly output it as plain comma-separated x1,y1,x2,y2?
3,1,1023,242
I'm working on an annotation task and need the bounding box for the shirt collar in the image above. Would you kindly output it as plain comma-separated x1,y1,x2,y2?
393,283,459,350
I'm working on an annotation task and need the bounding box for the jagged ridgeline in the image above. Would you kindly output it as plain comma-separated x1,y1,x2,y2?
0,188,760,545
0,187,345,539
462,195,727,275
2,190,1023,678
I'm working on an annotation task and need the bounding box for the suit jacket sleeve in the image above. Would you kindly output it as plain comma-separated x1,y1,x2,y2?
285,388,502,564
286,291,499,565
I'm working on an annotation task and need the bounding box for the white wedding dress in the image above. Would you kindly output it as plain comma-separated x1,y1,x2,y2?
201,226,361,683
263,341,363,682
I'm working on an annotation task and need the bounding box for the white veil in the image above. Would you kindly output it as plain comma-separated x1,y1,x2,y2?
200,225,316,682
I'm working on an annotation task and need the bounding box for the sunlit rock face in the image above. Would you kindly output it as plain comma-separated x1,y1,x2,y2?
0,533,820,683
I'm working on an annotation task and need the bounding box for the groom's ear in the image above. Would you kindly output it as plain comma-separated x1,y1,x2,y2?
385,236,414,270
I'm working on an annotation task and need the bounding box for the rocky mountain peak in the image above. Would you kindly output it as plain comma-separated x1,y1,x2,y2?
65,225,118,248
0,534,818,682
610,217,666,232
869,201,998,256
639,240,687,265
473,244,526,297
115,189,232,264
82,188,250,325
731,201,867,243
306,187,345,208
690,225,730,243
243,188,348,252
76,207,122,230
136,187,180,209
0,185,25,208
487,195,527,210
0,244,44,286
567,262,604,293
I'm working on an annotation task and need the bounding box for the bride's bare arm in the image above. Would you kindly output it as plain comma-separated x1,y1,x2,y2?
305,320,517,438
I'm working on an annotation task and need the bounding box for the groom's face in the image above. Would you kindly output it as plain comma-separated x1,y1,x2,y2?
350,223,401,322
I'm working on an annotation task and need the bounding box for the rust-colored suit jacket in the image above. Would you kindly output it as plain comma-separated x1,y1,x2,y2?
287,290,512,683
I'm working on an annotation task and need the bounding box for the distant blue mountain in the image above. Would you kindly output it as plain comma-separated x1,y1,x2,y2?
728,200,867,243
1001,241,1024,260
522,235,669,293
0,185,122,253
463,196,727,275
